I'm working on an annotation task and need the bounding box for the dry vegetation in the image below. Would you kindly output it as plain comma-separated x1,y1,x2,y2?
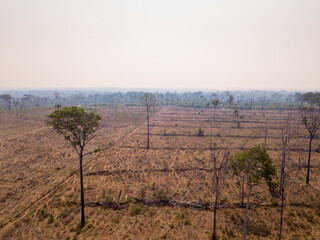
1,106,320,239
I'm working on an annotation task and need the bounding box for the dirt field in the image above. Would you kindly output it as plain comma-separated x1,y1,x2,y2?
0,106,320,239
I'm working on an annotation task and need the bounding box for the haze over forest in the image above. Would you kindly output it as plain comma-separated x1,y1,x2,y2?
1,0,320,90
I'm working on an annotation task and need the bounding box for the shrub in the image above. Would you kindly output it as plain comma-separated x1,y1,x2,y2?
130,204,142,216
184,219,191,225
197,128,204,136
112,216,120,224
138,187,147,199
153,190,169,202
247,222,271,237
105,195,116,208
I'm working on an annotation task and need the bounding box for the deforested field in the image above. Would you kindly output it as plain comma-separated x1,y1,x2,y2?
1,106,320,240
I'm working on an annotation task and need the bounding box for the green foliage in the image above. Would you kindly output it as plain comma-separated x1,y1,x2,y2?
184,219,191,225
130,204,142,216
230,145,276,189
163,128,167,136
138,187,147,199
302,92,320,106
177,211,188,219
46,106,101,149
112,216,120,224
187,180,191,187
153,190,169,202
197,128,204,136
247,221,271,237
211,98,220,107
227,95,234,105
94,148,102,153
104,195,116,208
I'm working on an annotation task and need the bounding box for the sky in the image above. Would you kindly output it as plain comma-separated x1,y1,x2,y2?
0,0,319,91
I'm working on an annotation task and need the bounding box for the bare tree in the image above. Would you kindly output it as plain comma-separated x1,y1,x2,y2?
300,107,320,184
211,139,230,240
279,111,292,194
211,98,220,120
227,94,234,106
140,93,156,150
13,99,19,117
0,94,13,110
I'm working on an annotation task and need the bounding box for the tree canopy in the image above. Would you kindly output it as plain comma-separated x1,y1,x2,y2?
46,106,101,155
230,145,276,189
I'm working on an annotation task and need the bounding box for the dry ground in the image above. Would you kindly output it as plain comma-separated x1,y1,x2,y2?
0,106,320,240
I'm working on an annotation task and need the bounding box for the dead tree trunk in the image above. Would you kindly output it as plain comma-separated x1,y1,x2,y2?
212,171,220,240
147,114,150,149
140,93,156,150
211,138,229,240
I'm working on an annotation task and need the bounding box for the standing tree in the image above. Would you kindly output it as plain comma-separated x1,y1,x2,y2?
211,139,230,240
13,99,19,117
233,109,241,128
300,107,320,184
46,106,101,227
140,93,156,150
230,145,276,240
211,98,220,120
0,94,13,110
227,94,234,107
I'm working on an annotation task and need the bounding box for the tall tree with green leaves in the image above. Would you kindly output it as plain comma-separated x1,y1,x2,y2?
230,145,276,240
300,107,320,184
46,106,101,227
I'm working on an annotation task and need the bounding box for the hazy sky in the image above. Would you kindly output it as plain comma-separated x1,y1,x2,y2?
1,0,319,90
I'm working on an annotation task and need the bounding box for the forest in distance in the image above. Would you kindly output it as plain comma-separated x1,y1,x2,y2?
0,89,320,111
0,89,320,239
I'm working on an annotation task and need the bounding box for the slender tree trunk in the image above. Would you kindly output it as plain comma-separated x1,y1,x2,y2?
279,149,286,194
212,173,220,240
147,112,150,150
79,154,85,227
279,176,285,240
241,175,245,207
306,136,313,184
243,184,253,240
279,146,286,240
264,128,268,145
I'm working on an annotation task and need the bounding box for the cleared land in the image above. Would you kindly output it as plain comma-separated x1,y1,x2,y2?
0,106,320,239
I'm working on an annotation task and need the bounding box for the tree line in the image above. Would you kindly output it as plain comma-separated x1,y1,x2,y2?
1,90,319,111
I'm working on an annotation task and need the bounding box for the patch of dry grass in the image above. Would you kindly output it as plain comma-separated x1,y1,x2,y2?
1,106,320,239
